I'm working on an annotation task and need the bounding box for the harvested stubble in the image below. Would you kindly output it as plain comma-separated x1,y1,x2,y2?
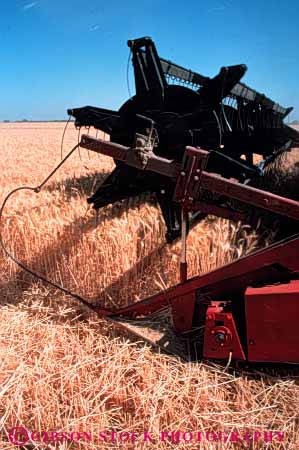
0,122,298,450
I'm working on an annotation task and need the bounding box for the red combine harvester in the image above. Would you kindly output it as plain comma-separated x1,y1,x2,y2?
78,134,299,364
68,37,299,364
1,36,299,364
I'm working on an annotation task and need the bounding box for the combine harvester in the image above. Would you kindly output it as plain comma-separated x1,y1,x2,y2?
2,37,299,364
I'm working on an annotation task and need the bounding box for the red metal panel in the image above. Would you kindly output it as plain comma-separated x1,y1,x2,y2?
171,291,196,332
173,147,209,203
80,134,180,178
203,304,246,361
245,281,299,363
200,171,299,220
80,135,129,160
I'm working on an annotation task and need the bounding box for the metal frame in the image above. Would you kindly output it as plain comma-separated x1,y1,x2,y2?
79,133,299,363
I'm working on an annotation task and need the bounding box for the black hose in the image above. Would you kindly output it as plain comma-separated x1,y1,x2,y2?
0,143,100,312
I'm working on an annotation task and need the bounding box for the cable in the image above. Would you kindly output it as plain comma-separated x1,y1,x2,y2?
60,115,71,160
86,127,91,160
126,49,133,99
213,110,222,148
0,143,100,313
77,127,82,161
220,74,232,133
222,103,232,132
238,99,244,131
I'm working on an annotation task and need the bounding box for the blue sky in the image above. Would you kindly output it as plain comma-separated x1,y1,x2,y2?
0,0,298,121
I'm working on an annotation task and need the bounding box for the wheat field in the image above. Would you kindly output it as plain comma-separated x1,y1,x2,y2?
0,122,298,449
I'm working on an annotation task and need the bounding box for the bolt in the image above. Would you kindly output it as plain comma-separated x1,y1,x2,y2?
215,332,226,344
181,172,186,177
194,176,199,181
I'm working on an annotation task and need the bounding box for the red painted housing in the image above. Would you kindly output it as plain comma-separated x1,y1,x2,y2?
245,281,299,363
203,303,245,361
